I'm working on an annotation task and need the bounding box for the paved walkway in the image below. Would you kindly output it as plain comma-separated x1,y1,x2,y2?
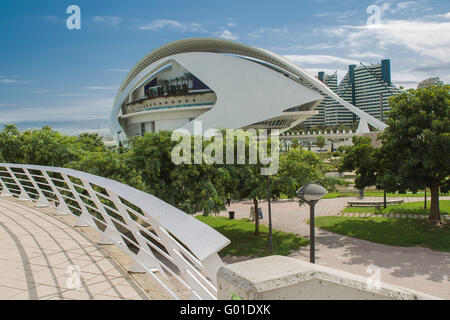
219,196,450,299
0,198,149,300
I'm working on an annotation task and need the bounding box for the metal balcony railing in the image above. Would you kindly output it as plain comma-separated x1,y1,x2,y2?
0,163,230,300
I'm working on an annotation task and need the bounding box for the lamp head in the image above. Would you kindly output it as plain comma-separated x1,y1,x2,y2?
297,183,328,201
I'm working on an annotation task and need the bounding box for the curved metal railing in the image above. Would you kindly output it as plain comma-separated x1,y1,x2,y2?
0,163,230,300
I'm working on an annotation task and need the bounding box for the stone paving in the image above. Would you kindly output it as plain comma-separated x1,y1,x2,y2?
218,196,450,299
1,194,449,300
0,198,149,300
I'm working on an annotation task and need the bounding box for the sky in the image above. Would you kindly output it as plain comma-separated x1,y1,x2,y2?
0,0,449,134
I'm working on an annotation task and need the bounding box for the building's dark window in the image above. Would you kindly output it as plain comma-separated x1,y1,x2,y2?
140,123,145,136
192,76,209,90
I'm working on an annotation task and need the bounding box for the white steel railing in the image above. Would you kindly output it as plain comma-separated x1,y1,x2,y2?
0,163,230,300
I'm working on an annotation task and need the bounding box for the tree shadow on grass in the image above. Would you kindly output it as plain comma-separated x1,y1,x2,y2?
383,207,449,215
197,216,309,258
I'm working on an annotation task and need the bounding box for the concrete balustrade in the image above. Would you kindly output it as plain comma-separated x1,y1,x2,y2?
217,256,438,300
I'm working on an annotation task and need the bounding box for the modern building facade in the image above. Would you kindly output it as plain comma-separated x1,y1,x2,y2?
301,71,339,128
111,38,387,139
301,60,400,128
417,77,443,89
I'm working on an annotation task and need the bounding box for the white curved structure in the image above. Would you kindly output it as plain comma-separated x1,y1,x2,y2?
111,38,387,138
0,163,229,299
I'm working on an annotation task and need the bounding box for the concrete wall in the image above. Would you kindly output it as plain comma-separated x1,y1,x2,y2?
217,256,438,300
155,118,189,132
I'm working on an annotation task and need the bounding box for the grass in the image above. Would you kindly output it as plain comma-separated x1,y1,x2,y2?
315,216,450,252
342,200,450,215
195,215,309,257
323,191,449,199
343,206,382,213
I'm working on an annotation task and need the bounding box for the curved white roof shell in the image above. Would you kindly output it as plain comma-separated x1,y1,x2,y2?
111,38,387,136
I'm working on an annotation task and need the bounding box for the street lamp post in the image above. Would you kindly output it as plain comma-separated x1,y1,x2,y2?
297,183,327,264
267,173,273,253
308,199,318,263
264,158,274,253
117,130,122,153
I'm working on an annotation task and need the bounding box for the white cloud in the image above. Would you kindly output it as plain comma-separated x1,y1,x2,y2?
391,66,450,89
0,103,16,108
138,19,206,33
0,75,27,84
271,43,334,51
83,86,118,90
218,29,238,41
314,9,362,23
56,93,92,97
331,19,450,62
347,51,383,59
42,15,65,24
107,68,129,72
396,1,416,11
390,70,432,88
32,89,51,94
0,98,114,123
284,54,358,66
0,79,18,83
437,12,450,18
249,27,289,40
93,16,122,27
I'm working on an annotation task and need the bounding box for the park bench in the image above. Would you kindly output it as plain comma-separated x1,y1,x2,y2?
347,199,404,207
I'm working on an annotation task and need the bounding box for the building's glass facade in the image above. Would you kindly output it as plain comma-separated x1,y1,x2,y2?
301,59,400,128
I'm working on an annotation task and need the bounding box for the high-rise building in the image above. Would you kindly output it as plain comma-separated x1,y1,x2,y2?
417,77,442,89
301,59,400,128
301,71,337,128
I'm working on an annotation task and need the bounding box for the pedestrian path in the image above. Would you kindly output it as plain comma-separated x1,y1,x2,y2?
220,197,450,299
0,198,149,300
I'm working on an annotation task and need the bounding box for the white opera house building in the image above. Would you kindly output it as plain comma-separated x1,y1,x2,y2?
110,38,386,138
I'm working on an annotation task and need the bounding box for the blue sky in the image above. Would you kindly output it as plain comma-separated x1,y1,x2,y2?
0,0,449,134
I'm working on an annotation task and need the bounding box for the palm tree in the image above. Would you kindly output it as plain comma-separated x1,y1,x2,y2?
316,136,326,152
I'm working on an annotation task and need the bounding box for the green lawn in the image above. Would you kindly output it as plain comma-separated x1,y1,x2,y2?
343,206,382,213
315,216,450,251
342,200,450,215
195,216,309,257
324,191,449,199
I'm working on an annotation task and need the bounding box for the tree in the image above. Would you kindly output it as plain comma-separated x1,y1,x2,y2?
339,136,378,192
0,124,23,163
291,139,299,149
67,148,146,191
0,125,81,167
127,131,229,215
220,130,272,236
377,84,449,224
76,133,106,152
276,148,344,200
316,136,326,152
225,163,267,235
19,126,79,167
